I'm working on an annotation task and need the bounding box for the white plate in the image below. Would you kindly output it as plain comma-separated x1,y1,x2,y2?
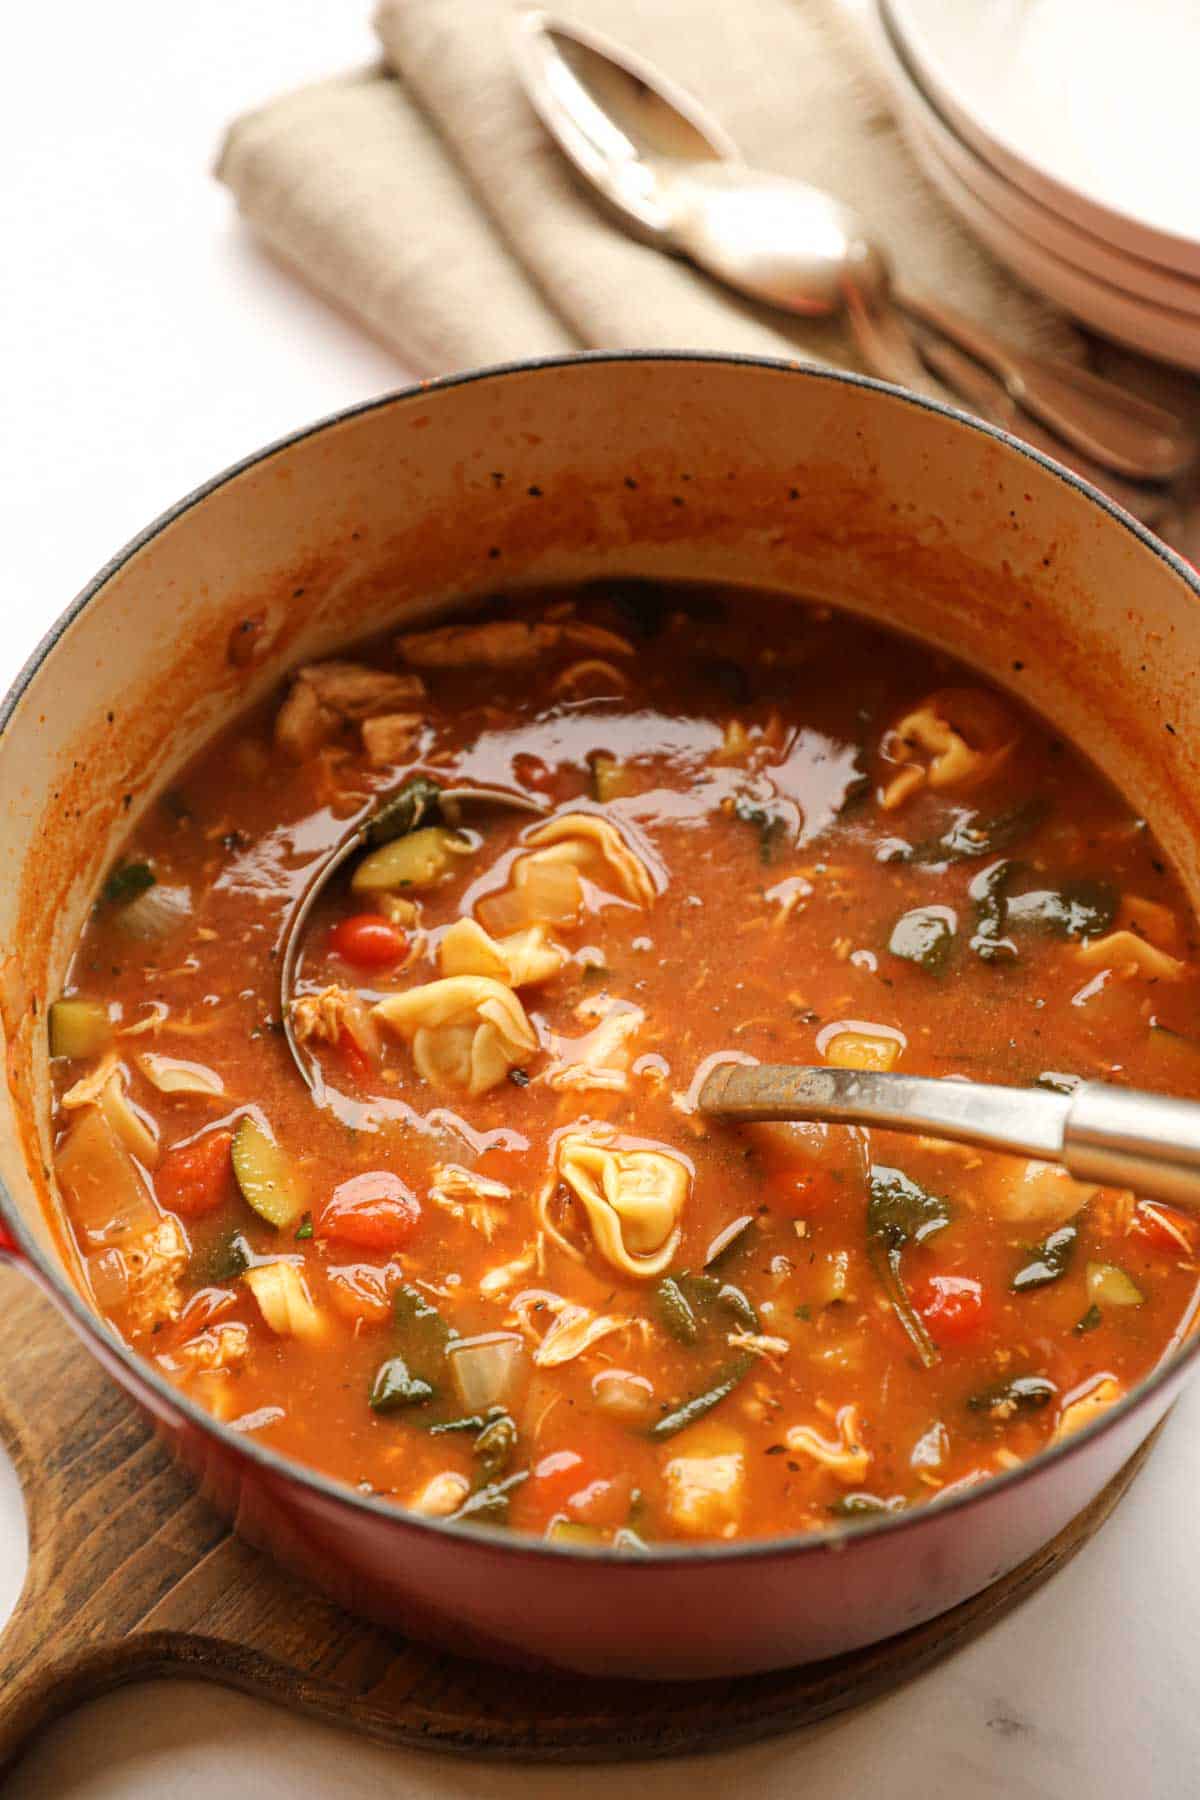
881,0,1200,278
895,102,1200,371
871,3,1200,318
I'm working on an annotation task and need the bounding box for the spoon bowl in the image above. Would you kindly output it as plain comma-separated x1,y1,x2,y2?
513,8,1196,483
279,777,549,1095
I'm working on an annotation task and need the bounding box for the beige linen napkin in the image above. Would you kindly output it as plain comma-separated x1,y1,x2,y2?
216,0,1080,377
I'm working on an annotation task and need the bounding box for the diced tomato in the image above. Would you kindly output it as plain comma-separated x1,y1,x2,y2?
328,913,408,969
914,1275,989,1346
336,1025,373,1082
156,1129,234,1219
517,1450,631,1530
317,1172,421,1252
1133,1201,1195,1255
764,1166,838,1217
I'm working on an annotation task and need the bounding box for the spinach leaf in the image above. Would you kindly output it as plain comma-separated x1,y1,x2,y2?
189,1228,250,1287
967,1374,1057,1417
648,1357,754,1440
367,776,446,846
867,1166,952,1368
1075,1304,1103,1336
368,1356,434,1413
1011,1220,1079,1293
1007,878,1118,940
911,797,1048,865
449,1470,529,1525
655,1272,760,1344
969,859,1019,963
100,861,156,907
888,906,956,973
473,1413,518,1482
392,1283,457,1387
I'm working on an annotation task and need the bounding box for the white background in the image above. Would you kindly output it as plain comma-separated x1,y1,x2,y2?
4,3,1200,1794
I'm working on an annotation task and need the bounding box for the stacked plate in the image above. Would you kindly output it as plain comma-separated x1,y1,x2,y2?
872,0,1200,370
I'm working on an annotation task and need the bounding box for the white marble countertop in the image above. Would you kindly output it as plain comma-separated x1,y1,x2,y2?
4,2,1199,1793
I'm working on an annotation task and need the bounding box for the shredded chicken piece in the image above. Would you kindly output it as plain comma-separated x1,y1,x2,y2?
662,1422,746,1537
123,1217,188,1334
409,1471,471,1517
479,1241,542,1297
275,660,425,760
172,1322,249,1374
291,985,379,1057
361,712,423,766
728,1331,790,1363
507,1288,629,1366
396,619,634,668
785,1404,871,1486
542,996,644,1092
428,1162,512,1241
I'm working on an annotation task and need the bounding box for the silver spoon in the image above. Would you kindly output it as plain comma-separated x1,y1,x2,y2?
279,776,548,1093
698,1062,1200,1212
512,10,1196,484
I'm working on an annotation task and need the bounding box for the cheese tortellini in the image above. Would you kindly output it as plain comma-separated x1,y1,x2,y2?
556,1135,689,1278
438,917,567,987
374,976,537,1096
479,811,658,935
881,687,1017,810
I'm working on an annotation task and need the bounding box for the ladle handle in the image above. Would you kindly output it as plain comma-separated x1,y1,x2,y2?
698,1064,1200,1212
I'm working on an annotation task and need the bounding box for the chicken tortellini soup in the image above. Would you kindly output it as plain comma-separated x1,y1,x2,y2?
49,586,1200,1544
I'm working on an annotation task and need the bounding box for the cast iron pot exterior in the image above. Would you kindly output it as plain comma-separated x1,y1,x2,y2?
2,355,1199,1679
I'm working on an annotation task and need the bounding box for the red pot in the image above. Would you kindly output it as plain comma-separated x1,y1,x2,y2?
3,354,1198,1678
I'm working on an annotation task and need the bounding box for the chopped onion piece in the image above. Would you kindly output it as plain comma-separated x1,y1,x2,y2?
113,884,193,941
448,1332,526,1411
138,1053,225,1097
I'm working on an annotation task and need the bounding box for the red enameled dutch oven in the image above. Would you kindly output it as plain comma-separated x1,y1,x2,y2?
3,354,1200,1679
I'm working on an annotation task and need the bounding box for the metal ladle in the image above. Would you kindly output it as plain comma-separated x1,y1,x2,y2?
512,10,1196,484
698,1062,1200,1212
279,777,548,1092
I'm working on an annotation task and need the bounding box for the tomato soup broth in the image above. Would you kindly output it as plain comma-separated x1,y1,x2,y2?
48,585,1200,1544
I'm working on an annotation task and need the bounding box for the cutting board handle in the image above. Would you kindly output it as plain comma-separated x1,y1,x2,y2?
0,1266,1165,1775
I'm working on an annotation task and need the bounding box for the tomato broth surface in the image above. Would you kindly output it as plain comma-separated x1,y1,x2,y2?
49,584,1200,1545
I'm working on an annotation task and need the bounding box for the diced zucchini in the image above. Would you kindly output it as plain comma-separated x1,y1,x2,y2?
48,998,111,1060
1086,1261,1144,1308
351,826,466,893
548,1519,606,1547
231,1115,304,1228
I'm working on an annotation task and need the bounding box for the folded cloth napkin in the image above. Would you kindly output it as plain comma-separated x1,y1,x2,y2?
216,0,1082,378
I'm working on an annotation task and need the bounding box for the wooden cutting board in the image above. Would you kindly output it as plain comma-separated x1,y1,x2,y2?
0,1264,1160,1775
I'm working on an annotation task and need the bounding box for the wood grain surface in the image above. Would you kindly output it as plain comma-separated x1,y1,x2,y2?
0,1264,1161,1775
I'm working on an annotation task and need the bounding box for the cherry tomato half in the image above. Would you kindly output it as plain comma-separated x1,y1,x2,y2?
156,1129,234,1219
1133,1201,1194,1255
317,1172,421,1252
764,1166,838,1217
914,1275,989,1346
328,913,408,969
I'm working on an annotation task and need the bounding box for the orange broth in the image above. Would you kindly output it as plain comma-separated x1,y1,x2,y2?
49,584,1200,1543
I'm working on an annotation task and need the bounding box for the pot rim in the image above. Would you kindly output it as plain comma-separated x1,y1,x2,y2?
5,348,1199,1568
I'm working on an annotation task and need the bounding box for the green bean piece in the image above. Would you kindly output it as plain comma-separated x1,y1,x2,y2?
1011,1220,1079,1293
648,1356,754,1441
655,1277,700,1344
